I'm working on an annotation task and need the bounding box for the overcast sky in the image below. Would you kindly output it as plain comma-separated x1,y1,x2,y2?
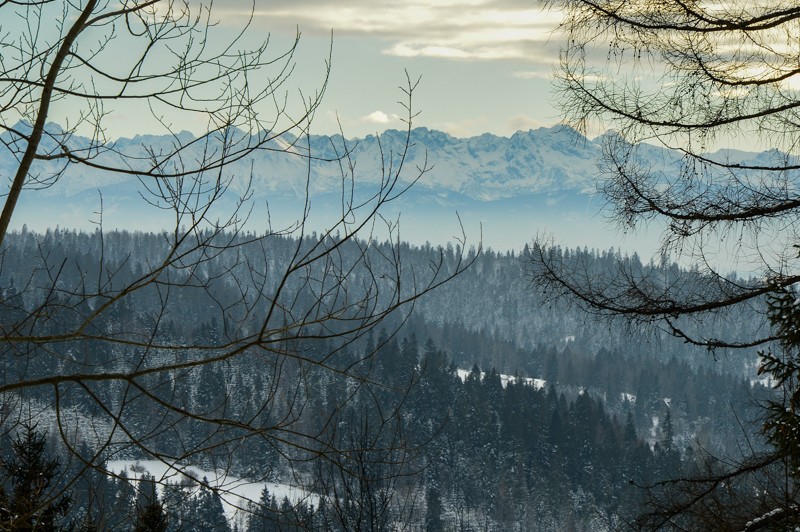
213,0,563,139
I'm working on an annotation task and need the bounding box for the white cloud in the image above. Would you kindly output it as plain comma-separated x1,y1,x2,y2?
216,2,563,63
386,44,471,59
436,117,491,138
512,70,553,80
363,110,401,124
378,7,560,62
505,114,545,134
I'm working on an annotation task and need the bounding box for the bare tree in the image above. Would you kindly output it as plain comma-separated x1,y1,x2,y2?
0,0,473,525
529,1,800,528
629,450,799,531
529,0,800,350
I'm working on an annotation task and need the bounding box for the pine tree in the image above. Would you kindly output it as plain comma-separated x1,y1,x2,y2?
0,422,71,530
650,407,681,481
162,481,191,532
246,486,278,532
135,500,169,532
109,471,137,530
761,287,800,469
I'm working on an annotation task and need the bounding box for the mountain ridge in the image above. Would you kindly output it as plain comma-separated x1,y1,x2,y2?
4,123,793,202
4,123,796,252
0,124,611,202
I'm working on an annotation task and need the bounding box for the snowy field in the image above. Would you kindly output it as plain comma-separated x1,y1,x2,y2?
107,460,317,528
456,368,547,389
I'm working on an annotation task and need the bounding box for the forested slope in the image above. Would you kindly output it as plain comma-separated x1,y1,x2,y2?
0,229,768,530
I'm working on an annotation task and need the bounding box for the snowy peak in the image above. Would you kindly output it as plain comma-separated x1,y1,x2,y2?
346,125,604,200
2,123,791,204
0,123,607,201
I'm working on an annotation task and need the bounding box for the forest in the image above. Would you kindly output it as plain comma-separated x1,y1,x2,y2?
3,0,799,529
0,229,768,530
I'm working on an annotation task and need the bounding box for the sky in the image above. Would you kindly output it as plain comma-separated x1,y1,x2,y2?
0,0,565,141
2,0,667,255
175,0,564,139
1,1,768,262
4,0,642,256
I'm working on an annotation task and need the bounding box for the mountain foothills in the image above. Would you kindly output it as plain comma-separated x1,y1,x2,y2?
0,229,769,530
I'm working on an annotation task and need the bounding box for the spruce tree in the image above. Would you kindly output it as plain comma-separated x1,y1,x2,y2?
424,484,444,532
246,486,278,532
134,476,168,532
0,422,71,530
191,480,229,532
761,287,800,469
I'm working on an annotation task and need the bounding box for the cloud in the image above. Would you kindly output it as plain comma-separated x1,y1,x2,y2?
215,1,563,63
435,117,491,138
387,44,472,59
512,70,553,80
362,110,401,124
505,114,546,133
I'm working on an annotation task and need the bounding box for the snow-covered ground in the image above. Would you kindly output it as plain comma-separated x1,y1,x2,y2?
456,368,546,390
107,460,317,528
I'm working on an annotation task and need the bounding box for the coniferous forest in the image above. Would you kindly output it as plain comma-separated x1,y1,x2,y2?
5,0,800,529
0,229,769,530
7,0,800,528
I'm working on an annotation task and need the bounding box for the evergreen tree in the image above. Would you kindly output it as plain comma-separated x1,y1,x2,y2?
761,287,800,467
190,480,229,532
0,423,71,530
657,408,682,478
109,471,137,530
134,476,168,532
246,486,278,532
424,484,444,532
162,481,191,532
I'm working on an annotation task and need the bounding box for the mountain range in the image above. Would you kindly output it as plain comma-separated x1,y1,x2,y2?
2,123,793,252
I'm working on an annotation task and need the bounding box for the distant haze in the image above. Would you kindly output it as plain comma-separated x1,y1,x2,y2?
7,123,784,266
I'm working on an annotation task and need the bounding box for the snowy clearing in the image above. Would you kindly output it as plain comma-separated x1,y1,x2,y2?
107,460,317,528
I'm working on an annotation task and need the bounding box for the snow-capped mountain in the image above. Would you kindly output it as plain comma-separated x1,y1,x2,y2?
1,123,608,202
1,123,791,252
